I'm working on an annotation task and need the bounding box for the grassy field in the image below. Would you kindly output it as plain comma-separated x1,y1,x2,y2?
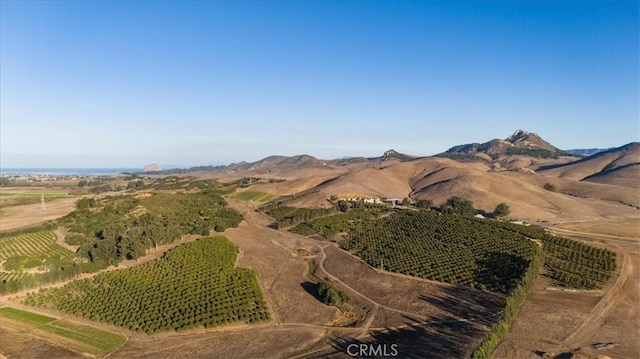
232,191,274,202
0,307,56,325
0,307,127,356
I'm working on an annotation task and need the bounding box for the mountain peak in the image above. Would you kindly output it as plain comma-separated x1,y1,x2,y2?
443,130,568,160
380,149,416,162
506,130,539,144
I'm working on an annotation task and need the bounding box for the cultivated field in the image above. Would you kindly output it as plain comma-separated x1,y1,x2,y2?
232,190,274,203
0,307,127,357
0,231,77,293
23,237,270,333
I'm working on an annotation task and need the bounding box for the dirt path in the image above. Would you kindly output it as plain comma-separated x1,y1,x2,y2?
562,252,632,348
549,227,639,243
52,227,79,253
316,245,422,320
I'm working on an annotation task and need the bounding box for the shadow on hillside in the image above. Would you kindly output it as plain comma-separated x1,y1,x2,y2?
327,313,485,359
418,284,505,328
300,281,323,303
322,281,508,358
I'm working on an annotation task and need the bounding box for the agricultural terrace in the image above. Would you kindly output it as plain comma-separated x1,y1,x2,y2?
23,237,270,334
0,230,79,294
0,307,127,357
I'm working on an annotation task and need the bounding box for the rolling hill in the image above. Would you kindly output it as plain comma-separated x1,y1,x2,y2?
140,129,637,225
538,142,639,188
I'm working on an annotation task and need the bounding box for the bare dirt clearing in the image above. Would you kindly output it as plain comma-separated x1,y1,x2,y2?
0,197,78,231
0,328,83,359
220,199,339,325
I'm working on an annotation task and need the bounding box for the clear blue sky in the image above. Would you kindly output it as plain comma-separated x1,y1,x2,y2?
1,1,638,168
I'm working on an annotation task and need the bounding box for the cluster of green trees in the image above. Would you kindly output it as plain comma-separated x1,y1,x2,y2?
294,210,538,294
23,237,269,334
317,281,350,308
477,220,617,290
60,191,242,264
505,147,564,159
265,205,340,229
440,196,477,216
344,211,539,294
290,206,389,239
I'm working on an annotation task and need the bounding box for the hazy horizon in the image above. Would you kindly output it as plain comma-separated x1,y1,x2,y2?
1,1,638,168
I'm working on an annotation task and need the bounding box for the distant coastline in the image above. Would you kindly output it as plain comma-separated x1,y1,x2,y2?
0,168,140,176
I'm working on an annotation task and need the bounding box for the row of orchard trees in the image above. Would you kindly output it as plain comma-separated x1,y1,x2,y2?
290,204,616,292
475,219,617,289
472,247,544,358
23,237,270,334
293,209,538,294
341,210,539,294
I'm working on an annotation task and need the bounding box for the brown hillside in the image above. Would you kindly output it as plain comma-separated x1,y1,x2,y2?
539,142,639,187
277,156,639,223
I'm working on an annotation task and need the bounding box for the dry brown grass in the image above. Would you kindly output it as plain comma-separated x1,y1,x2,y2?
0,197,78,232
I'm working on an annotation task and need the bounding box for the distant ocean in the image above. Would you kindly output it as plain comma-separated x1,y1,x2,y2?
0,168,140,176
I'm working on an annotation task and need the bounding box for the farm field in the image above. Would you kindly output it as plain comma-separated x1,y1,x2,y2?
0,230,78,293
22,237,270,333
0,196,79,231
290,208,617,293
0,189,71,212
0,307,127,357
231,190,274,203
0,231,74,268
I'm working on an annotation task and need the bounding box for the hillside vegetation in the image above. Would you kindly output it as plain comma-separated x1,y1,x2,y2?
0,178,243,294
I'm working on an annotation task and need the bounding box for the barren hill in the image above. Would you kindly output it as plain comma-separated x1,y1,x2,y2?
539,142,640,188
249,153,638,223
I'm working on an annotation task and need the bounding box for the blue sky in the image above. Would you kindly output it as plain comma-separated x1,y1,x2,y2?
1,1,638,168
